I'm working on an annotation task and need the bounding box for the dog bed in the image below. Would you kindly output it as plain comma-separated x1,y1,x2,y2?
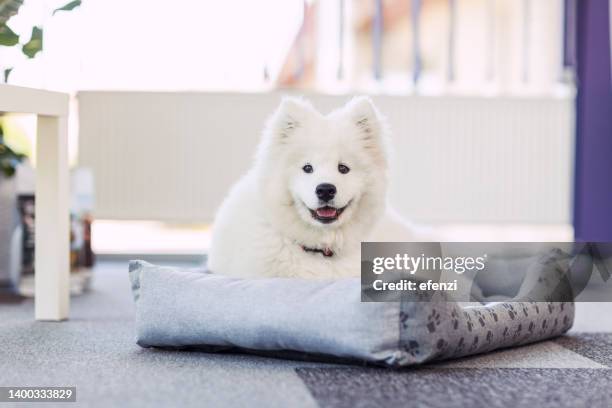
128,260,574,367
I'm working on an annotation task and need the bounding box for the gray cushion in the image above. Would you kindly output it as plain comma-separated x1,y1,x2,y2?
128,261,574,367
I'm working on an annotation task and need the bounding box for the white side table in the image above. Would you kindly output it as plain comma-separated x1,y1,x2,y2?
0,84,70,321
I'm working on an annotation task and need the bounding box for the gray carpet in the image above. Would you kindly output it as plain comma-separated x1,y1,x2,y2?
1,262,611,408
297,367,612,408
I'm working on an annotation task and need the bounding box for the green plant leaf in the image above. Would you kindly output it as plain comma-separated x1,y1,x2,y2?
21,26,42,58
0,125,25,178
0,163,16,177
0,23,18,45
3,67,12,82
0,0,23,25
53,0,81,15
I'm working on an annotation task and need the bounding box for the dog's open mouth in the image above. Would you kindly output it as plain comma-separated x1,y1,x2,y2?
309,203,349,224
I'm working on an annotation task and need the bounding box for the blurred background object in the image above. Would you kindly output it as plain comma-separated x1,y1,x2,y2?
573,0,612,242
0,121,27,295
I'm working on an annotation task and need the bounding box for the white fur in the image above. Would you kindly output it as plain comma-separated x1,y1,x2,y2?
208,97,420,279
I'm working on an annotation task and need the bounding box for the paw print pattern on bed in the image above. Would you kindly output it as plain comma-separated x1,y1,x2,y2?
397,299,575,365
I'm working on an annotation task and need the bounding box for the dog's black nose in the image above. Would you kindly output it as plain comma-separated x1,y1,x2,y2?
316,183,336,202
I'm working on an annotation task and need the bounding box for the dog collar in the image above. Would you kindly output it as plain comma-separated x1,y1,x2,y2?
301,245,334,257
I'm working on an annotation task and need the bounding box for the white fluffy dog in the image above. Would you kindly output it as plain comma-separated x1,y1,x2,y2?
208,96,418,278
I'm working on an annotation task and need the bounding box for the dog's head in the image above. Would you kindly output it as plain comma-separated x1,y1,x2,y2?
256,96,390,233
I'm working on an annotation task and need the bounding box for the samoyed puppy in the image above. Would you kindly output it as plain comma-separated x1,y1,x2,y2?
208,96,421,279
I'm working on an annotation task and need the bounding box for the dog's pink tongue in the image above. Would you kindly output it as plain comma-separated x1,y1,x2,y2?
316,207,337,218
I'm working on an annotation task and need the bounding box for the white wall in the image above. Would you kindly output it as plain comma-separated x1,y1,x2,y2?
77,92,574,224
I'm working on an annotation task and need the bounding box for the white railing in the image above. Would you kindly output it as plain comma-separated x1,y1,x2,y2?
314,0,572,95
77,91,573,225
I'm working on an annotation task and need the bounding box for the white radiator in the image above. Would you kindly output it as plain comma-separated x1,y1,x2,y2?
77,92,574,224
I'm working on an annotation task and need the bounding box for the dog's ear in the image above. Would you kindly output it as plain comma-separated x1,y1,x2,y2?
344,96,384,145
268,97,315,141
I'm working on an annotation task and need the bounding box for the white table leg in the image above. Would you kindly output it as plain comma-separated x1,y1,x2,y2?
35,115,70,321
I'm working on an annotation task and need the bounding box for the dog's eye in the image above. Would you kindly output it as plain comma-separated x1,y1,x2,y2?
338,164,350,174
302,164,313,173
